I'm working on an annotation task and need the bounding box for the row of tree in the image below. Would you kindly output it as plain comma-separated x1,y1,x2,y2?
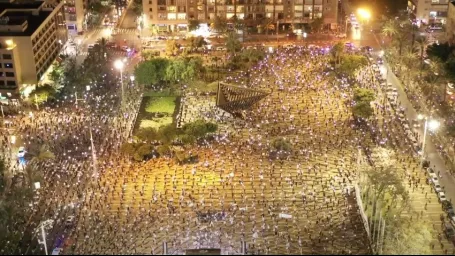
121,120,218,161
134,57,205,86
362,147,433,254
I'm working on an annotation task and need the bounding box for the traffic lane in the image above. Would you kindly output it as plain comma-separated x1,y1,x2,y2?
119,3,137,29
384,58,455,203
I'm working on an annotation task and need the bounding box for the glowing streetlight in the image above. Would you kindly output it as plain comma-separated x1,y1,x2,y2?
357,8,371,21
130,75,135,82
114,59,125,100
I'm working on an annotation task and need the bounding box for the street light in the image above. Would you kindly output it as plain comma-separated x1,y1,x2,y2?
357,8,371,21
130,75,135,82
114,59,125,100
356,8,371,46
418,114,440,164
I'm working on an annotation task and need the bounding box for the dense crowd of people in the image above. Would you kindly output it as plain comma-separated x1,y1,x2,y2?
1,45,453,255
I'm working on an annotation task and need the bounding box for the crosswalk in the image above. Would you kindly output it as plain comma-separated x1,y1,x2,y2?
91,27,138,35
78,50,130,57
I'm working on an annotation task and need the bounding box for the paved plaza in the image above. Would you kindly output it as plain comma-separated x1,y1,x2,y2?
72,47,371,255
2,46,455,255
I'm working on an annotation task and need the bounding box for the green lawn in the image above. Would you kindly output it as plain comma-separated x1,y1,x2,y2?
143,89,173,97
139,117,173,129
145,97,176,114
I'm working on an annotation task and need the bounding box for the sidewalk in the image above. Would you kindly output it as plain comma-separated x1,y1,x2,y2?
383,60,455,203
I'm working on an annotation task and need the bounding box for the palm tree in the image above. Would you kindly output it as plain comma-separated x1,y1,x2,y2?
24,145,55,187
381,19,398,41
331,41,345,66
415,36,429,75
403,47,418,85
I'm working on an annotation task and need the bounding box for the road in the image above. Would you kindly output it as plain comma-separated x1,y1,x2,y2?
355,22,455,204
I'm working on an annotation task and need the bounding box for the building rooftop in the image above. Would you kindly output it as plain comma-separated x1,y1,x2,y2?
0,10,51,36
0,1,51,37
0,1,44,13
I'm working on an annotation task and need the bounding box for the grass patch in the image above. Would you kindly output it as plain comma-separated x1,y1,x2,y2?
145,97,176,114
139,117,173,129
143,89,173,97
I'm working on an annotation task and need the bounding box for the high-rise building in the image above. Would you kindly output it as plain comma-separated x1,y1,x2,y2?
64,0,88,35
142,0,338,33
446,1,455,41
0,0,67,96
407,0,449,25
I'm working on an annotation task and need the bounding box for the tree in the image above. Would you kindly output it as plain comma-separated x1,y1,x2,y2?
338,55,368,78
352,88,375,120
29,84,57,106
0,157,5,194
330,42,345,65
310,17,324,33
166,58,187,83
165,40,180,56
24,144,55,187
158,125,177,144
365,166,409,212
415,36,428,72
272,138,292,152
426,42,455,62
156,145,171,156
188,36,206,51
382,217,433,255
132,0,142,15
381,19,398,40
120,143,137,157
183,57,205,81
134,144,153,161
134,58,170,85
149,24,159,36
353,88,376,103
352,101,374,119
177,134,197,145
182,120,217,138
211,16,228,34
240,49,265,67
188,19,201,31
136,128,159,142
48,62,64,85
225,32,242,55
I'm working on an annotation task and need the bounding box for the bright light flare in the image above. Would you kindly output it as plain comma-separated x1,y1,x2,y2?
428,120,440,131
114,59,124,70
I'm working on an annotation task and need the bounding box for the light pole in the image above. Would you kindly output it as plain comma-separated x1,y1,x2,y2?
76,39,81,56
37,222,48,255
114,59,125,100
89,120,98,180
418,114,440,164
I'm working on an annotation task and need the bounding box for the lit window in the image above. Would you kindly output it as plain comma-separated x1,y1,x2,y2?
177,13,186,20
4,63,13,68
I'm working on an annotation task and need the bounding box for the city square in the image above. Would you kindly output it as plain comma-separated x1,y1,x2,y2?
2,0,455,255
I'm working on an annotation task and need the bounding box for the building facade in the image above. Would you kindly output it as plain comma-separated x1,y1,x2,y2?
408,0,449,25
446,1,455,41
0,0,67,96
64,0,87,35
142,0,338,33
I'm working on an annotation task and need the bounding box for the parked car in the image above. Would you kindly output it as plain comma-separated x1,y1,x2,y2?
439,191,448,203
433,181,443,193
377,57,384,64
